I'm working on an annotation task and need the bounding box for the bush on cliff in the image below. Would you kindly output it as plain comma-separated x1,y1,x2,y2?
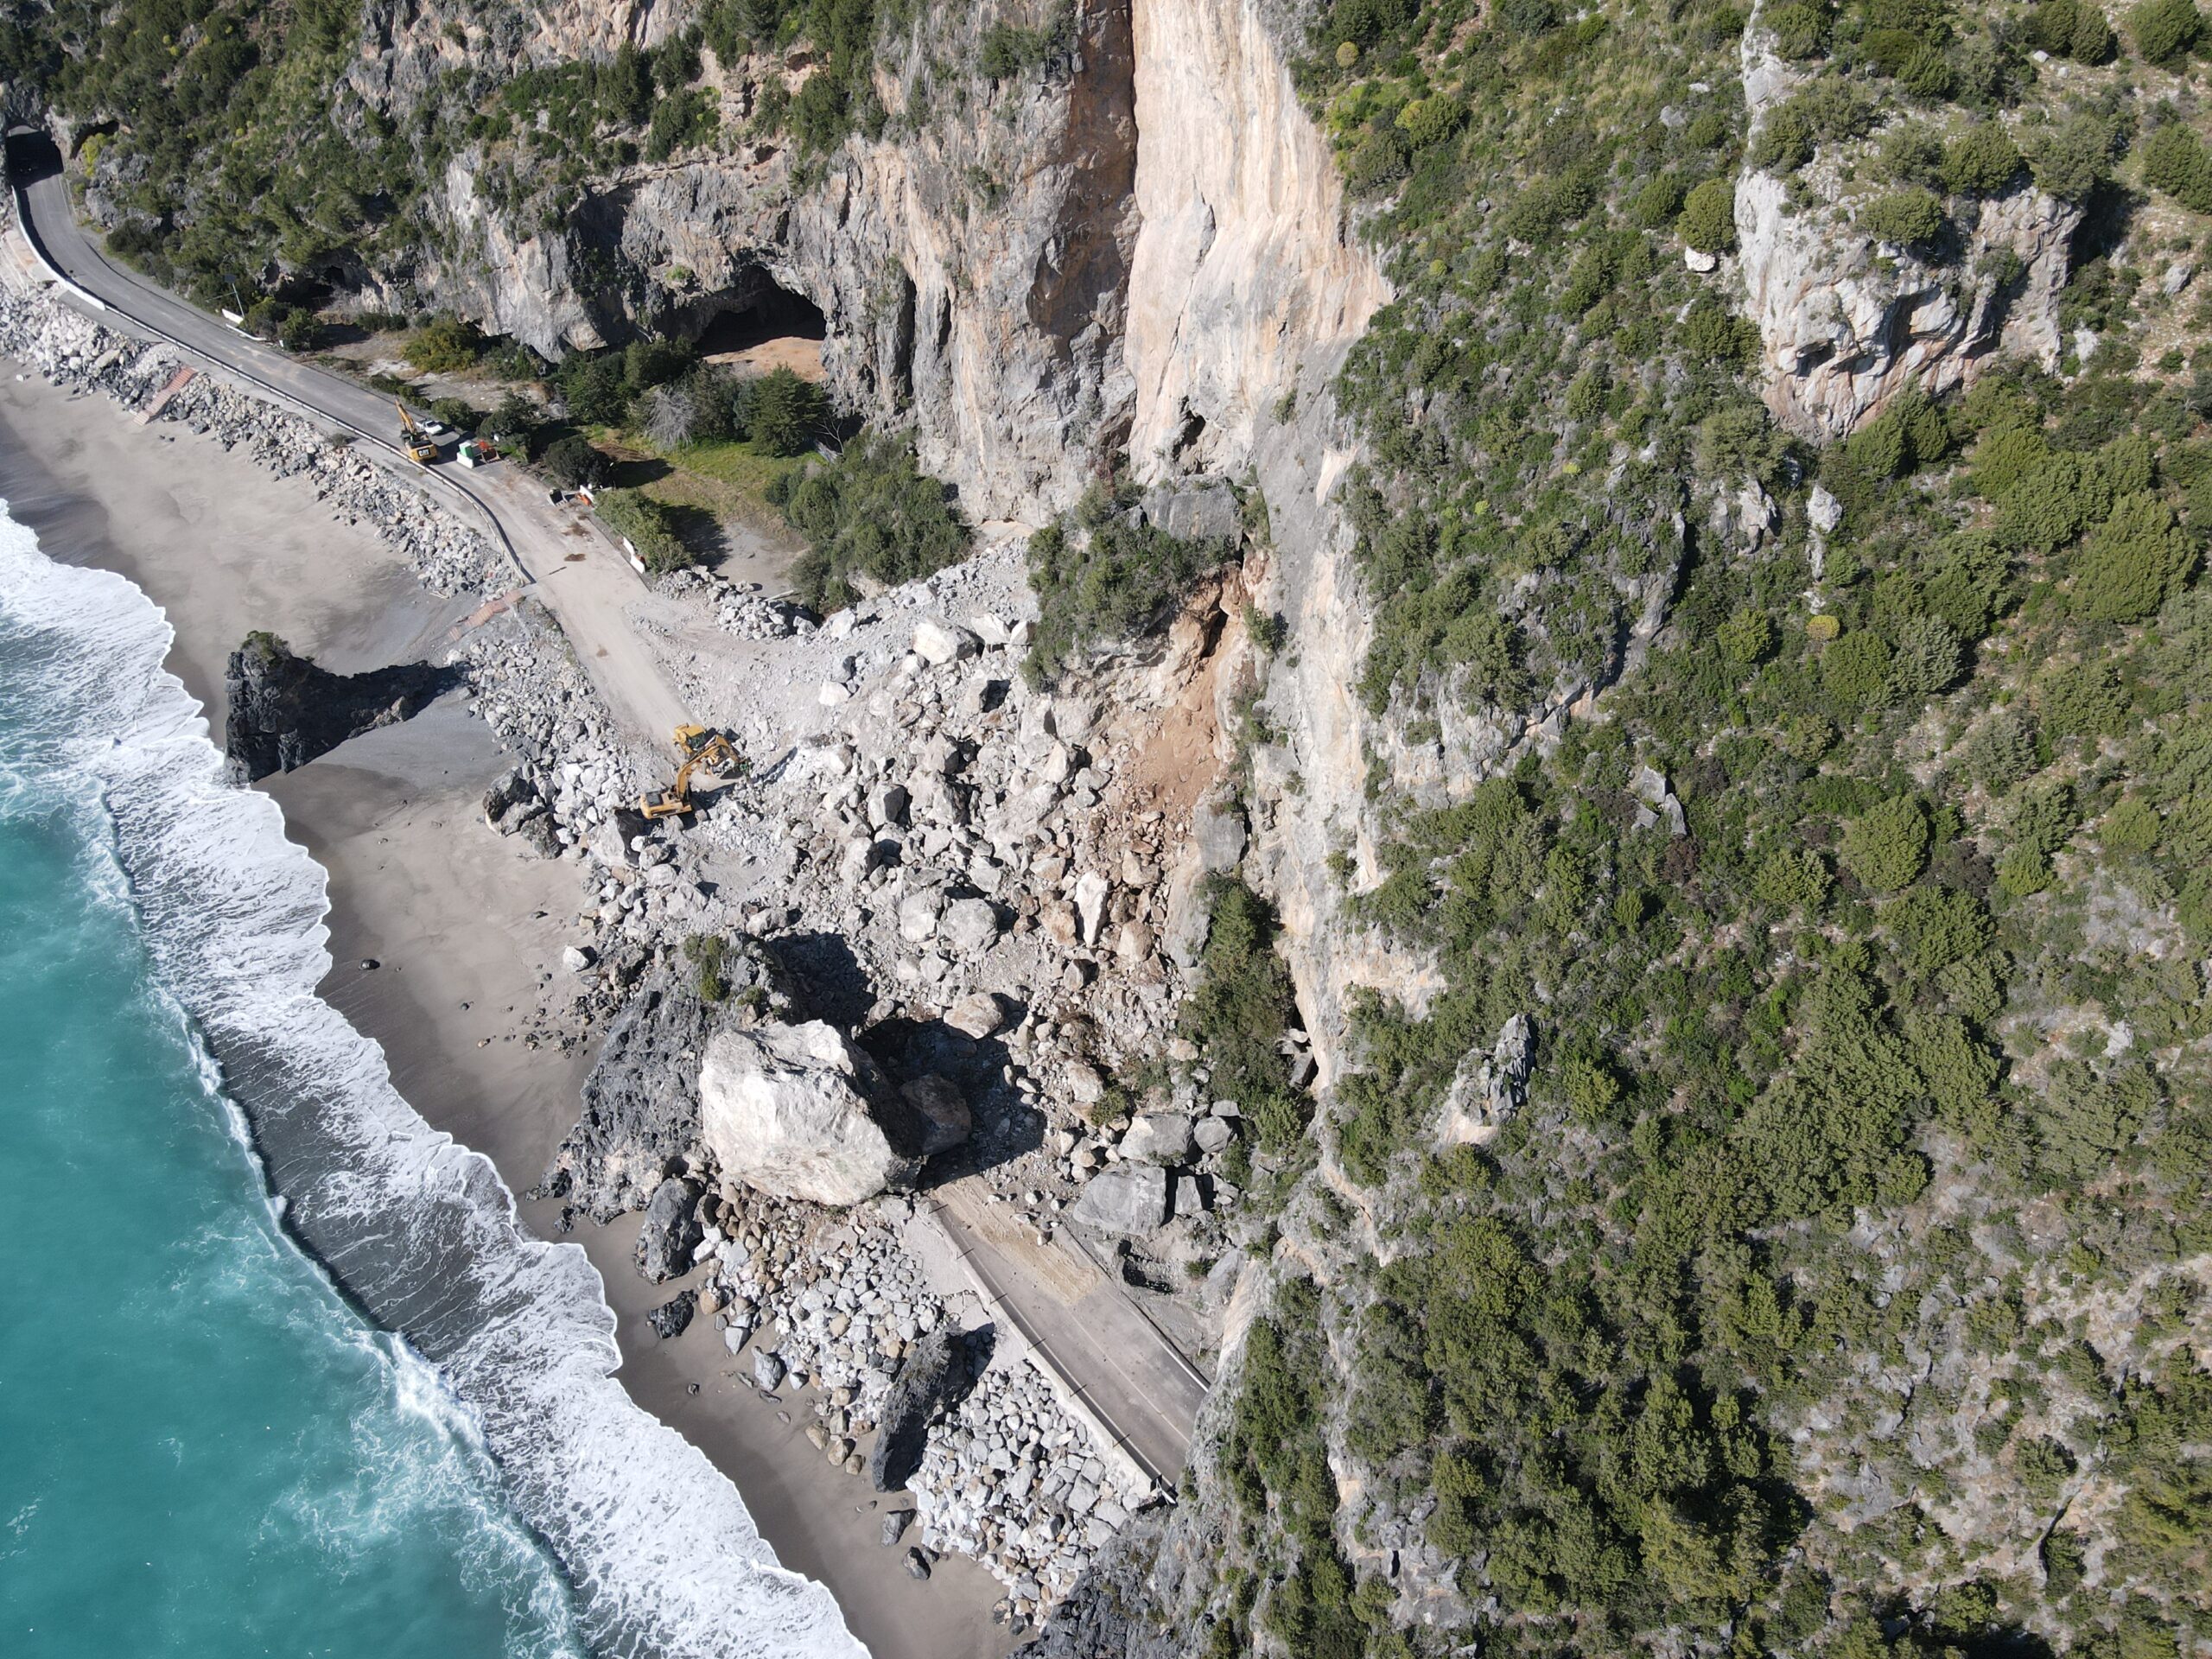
1024,499,1235,685
776,431,969,609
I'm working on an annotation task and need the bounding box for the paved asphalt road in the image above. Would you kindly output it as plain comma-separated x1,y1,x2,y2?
928,1182,1210,1487
8,136,1215,1482
6,130,694,748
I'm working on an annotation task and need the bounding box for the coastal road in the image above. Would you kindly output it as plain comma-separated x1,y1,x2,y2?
925,1182,1209,1489
3,130,694,750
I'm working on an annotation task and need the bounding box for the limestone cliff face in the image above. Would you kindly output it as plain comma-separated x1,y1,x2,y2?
1115,0,1391,1097
1733,11,2080,441
337,1,1136,522
1122,0,1386,474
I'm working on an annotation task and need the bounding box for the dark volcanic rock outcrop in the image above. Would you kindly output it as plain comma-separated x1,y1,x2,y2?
223,632,447,782
634,1176,703,1284
868,1327,963,1494
535,943,793,1223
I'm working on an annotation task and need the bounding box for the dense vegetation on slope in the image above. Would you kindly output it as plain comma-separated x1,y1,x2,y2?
0,0,1069,313
1179,3,2212,1659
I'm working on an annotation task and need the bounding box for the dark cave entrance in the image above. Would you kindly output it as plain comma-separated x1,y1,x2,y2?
693,283,826,356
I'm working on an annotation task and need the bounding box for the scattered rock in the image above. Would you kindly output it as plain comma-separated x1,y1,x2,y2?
899,1076,974,1156
1067,1166,1168,1235
912,620,979,665
1120,1113,1194,1165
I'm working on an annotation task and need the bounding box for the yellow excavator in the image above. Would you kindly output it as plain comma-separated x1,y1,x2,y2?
639,724,746,821
396,401,439,465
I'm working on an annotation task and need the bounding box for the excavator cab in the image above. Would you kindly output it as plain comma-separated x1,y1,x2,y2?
395,400,439,465
639,724,747,821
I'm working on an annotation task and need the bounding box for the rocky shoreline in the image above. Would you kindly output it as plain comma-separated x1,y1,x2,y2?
0,271,1248,1633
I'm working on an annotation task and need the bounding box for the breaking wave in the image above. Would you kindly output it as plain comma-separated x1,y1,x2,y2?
0,505,864,1659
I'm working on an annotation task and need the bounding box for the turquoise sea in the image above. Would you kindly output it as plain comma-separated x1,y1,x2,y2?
0,493,862,1658
0,730,586,1657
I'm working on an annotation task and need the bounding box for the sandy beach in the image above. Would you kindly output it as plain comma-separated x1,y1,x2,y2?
0,373,1012,1659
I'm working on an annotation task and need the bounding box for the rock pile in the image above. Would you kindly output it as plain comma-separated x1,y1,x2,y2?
682,1185,1150,1618
0,283,504,596
658,566,815,641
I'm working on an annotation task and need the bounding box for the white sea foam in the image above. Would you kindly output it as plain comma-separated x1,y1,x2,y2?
0,505,868,1659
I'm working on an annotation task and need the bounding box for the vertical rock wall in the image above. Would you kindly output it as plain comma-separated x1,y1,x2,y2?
1122,0,1387,475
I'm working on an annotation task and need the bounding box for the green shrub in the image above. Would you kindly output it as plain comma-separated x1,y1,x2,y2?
1181,882,1310,1154
1895,886,1994,972
2101,796,2163,853
1767,1,1833,57
684,933,730,1002
2073,493,2196,622
1495,0,1561,34
2040,659,2129,738
1677,177,1737,251
2024,113,2120,202
1754,847,1832,910
2140,120,2212,213
1027,512,1234,684
1944,123,2025,196
1749,104,1816,172
540,434,611,488
1965,708,2039,790
1993,453,2106,554
595,488,692,572
404,314,486,373
1630,174,1686,226
1891,613,1964,696
780,431,969,608
1822,629,1895,709
747,366,828,457
1502,173,1598,239
1840,794,1931,891
1859,188,1947,247
2129,0,2204,65
1878,121,1946,188
1397,95,1468,149
2030,0,2118,59
644,86,717,160
1718,606,1777,664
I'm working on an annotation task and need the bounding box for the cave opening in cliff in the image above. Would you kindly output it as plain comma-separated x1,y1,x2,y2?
694,283,828,383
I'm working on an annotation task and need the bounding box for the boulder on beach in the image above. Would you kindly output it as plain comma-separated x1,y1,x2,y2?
646,1289,696,1340
698,1020,922,1207
634,1176,703,1283
870,1328,962,1492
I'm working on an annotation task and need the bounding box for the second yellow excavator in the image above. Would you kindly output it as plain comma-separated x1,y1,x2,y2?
639,724,745,821
396,401,439,465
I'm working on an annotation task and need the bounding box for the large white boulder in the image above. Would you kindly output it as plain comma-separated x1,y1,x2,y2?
1068,1166,1169,1235
699,1021,921,1207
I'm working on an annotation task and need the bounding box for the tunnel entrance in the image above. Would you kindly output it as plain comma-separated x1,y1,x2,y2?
692,283,828,383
